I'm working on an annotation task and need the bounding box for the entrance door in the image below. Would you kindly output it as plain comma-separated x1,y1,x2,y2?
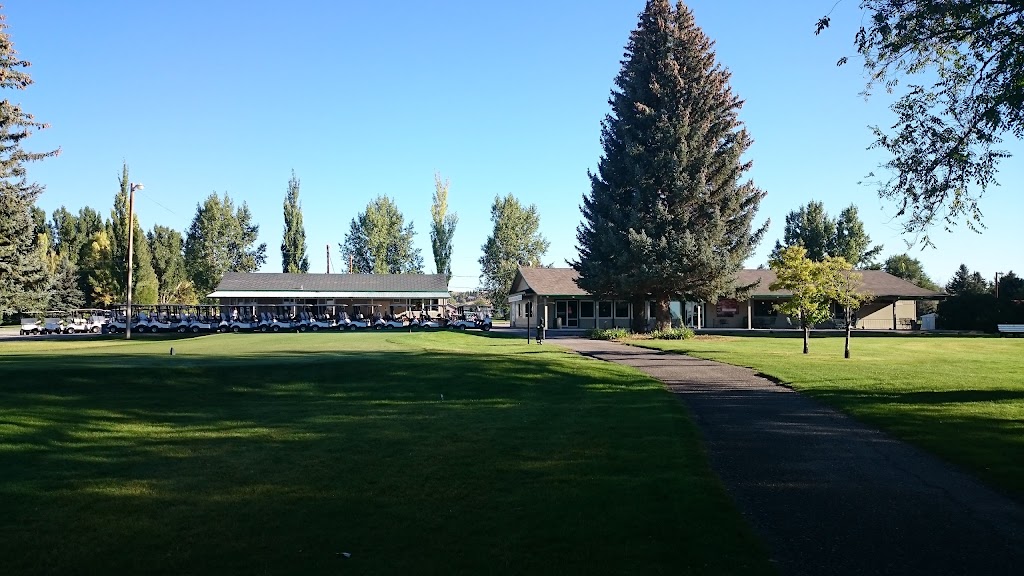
556,301,579,328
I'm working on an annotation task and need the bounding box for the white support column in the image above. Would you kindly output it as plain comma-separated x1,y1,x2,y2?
747,300,753,330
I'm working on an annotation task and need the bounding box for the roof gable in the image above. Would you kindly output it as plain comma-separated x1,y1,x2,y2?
511,267,588,296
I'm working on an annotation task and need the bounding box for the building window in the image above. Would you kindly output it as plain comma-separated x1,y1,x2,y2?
580,301,595,318
598,301,612,318
614,301,629,318
649,301,656,318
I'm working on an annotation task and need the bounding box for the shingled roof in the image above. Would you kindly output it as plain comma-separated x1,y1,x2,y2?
208,272,450,298
736,269,946,299
511,267,588,296
509,267,944,300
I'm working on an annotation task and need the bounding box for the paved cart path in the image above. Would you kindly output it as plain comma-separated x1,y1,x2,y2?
555,337,1024,576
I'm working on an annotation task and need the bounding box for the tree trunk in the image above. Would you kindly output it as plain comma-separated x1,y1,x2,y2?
801,309,809,354
844,306,852,359
630,295,647,333
655,297,672,331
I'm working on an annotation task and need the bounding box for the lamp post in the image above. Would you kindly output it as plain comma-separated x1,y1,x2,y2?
995,271,1004,299
125,182,144,340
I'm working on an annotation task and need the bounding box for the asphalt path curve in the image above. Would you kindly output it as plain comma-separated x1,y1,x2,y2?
555,337,1024,576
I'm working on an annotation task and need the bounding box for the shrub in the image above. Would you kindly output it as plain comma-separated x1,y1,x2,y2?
587,327,630,340
649,327,695,340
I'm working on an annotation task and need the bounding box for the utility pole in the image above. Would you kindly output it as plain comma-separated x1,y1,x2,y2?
326,244,330,274
996,272,1004,298
125,182,144,340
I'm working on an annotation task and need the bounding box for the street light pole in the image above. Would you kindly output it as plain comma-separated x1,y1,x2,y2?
995,272,1004,299
125,182,144,340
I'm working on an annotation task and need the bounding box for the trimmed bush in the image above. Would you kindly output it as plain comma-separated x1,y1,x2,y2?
587,327,630,340
649,327,695,340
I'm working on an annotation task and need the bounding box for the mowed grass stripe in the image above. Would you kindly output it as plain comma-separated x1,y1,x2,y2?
0,332,772,576
632,335,1024,499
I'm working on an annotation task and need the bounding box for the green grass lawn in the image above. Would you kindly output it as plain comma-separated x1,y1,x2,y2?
0,332,771,576
631,335,1024,498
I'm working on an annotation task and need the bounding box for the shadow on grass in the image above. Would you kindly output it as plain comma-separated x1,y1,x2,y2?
0,341,770,576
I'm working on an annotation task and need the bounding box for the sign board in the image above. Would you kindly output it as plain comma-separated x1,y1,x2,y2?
716,298,739,316
508,294,523,303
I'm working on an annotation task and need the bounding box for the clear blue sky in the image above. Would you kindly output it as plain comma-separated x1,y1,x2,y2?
8,0,1022,290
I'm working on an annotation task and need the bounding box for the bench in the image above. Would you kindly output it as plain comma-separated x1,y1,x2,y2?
997,324,1024,336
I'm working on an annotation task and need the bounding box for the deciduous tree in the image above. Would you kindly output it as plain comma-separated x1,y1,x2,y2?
817,1,1024,238
281,170,309,273
0,8,59,318
81,228,117,306
882,254,939,291
769,246,834,354
480,194,548,316
111,164,158,304
430,173,458,282
148,225,187,303
340,195,423,274
184,192,268,298
573,0,766,331
821,255,870,358
772,201,882,267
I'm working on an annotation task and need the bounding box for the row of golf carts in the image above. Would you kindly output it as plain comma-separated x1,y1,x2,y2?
18,305,492,335
19,309,109,335
117,305,492,333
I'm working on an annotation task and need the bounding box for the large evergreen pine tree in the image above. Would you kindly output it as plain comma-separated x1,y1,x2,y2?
0,8,59,318
574,0,766,331
280,170,309,273
49,255,84,311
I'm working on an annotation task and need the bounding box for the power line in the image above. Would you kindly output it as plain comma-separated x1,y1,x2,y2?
138,190,178,216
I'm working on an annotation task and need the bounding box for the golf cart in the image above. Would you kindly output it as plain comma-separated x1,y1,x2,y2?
374,310,409,330
140,305,185,333
256,306,295,333
180,306,221,333
228,306,260,332
66,308,108,333
306,306,336,332
105,307,128,334
19,312,43,335
449,307,492,331
336,308,371,331
40,311,67,335
410,314,447,329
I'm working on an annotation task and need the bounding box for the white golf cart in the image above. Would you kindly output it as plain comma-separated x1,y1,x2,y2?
19,312,43,335
228,306,260,333
256,306,294,333
410,315,447,329
64,308,108,334
449,307,492,331
40,311,67,335
336,308,371,331
305,306,336,332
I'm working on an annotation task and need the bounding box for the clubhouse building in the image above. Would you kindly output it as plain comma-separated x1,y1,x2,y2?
507,267,945,331
208,272,451,319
